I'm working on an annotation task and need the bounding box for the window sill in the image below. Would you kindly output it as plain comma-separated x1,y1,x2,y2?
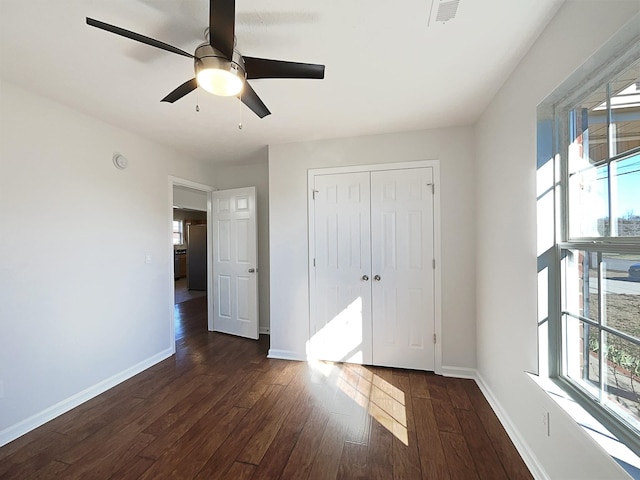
527,372,640,479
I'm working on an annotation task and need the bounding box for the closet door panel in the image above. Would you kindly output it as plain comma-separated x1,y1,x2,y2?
309,172,373,364
371,168,435,370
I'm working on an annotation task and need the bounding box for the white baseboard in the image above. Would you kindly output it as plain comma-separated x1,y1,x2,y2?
440,365,477,379
474,371,549,480
0,348,174,448
267,349,305,361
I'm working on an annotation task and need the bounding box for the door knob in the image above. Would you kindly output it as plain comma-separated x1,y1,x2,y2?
248,268,256,273
362,275,369,281
374,275,381,281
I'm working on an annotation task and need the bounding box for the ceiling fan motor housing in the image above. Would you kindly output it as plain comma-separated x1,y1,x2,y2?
194,43,246,82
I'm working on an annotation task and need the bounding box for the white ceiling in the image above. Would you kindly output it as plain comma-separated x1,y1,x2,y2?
0,0,563,164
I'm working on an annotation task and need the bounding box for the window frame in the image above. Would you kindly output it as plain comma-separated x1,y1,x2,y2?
544,44,640,457
172,220,184,245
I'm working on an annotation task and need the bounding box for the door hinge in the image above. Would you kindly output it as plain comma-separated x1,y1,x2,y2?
427,183,434,194
432,259,436,269
313,258,316,267
312,189,319,200
433,334,437,344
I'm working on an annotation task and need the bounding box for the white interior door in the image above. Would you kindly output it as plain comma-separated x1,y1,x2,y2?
309,172,372,363
371,168,435,370
212,187,258,340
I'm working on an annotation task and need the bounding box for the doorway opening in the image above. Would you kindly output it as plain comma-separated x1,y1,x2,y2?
169,177,215,352
173,206,207,305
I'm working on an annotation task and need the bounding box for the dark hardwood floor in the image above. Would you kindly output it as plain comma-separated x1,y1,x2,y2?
0,297,533,479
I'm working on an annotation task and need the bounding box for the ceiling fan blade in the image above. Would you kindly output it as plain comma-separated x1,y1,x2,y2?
239,82,271,118
244,57,325,80
86,18,194,58
161,78,198,103
209,0,235,61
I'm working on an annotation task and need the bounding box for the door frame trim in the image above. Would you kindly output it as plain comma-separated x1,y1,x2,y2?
307,160,442,374
169,176,216,351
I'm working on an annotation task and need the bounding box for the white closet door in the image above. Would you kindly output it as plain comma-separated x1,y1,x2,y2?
370,168,435,370
309,172,372,364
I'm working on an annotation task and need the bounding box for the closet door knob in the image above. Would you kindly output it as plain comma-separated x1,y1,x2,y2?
374,275,381,281
362,275,369,281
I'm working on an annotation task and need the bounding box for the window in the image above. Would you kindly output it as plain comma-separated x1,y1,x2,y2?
173,220,183,245
540,52,640,456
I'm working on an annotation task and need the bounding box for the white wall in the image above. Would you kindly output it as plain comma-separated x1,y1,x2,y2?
173,185,207,211
475,2,640,479
0,81,217,443
268,127,477,370
210,157,271,333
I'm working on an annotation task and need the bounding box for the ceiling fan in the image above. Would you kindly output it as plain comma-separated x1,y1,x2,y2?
86,0,325,118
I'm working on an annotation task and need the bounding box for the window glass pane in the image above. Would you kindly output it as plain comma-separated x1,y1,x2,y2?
173,220,183,245
603,332,640,432
569,86,609,174
602,253,640,338
562,249,599,322
564,314,600,395
568,164,608,238
609,60,640,158
611,153,640,237
601,253,640,431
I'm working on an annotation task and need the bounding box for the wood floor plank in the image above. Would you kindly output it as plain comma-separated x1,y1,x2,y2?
32,459,70,479
446,378,474,411
456,408,509,480
462,380,533,480
236,381,305,465
55,394,145,445
307,413,348,480
61,431,155,479
141,379,219,437
225,461,256,480
56,397,153,465
337,442,370,479
391,372,422,480
129,370,229,431
279,406,331,480
431,397,462,434
108,456,155,480
424,372,451,401
0,431,73,478
193,384,285,480
141,406,248,480
440,431,480,480
248,390,316,480
412,396,451,480
408,371,431,399
368,410,394,480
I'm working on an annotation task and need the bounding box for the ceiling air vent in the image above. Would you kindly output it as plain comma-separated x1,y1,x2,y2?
432,0,460,23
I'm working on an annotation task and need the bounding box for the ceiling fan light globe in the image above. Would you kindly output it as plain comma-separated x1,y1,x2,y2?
197,68,243,96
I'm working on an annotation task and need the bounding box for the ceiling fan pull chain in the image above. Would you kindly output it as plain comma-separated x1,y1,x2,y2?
238,92,243,130
195,89,201,112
